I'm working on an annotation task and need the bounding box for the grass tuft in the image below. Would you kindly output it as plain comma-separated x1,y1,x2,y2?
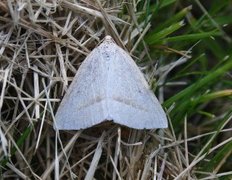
0,0,231,179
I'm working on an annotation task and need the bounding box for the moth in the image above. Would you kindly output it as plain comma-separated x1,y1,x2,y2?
54,36,168,130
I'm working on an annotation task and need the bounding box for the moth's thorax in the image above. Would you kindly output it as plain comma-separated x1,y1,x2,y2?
99,40,117,61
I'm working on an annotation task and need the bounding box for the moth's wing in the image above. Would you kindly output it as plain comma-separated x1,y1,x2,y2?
106,46,168,129
55,39,167,130
54,48,109,130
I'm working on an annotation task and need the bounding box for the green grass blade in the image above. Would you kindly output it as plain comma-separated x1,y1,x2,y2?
146,21,185,45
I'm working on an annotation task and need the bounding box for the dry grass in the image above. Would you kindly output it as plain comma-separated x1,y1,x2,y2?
0,0,231,179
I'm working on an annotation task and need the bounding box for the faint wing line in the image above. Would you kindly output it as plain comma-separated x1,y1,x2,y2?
77,96,148,112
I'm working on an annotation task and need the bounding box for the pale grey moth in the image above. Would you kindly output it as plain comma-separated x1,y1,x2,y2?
54,36,168,130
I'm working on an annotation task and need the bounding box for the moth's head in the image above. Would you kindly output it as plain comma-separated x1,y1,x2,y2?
104,35,114,43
